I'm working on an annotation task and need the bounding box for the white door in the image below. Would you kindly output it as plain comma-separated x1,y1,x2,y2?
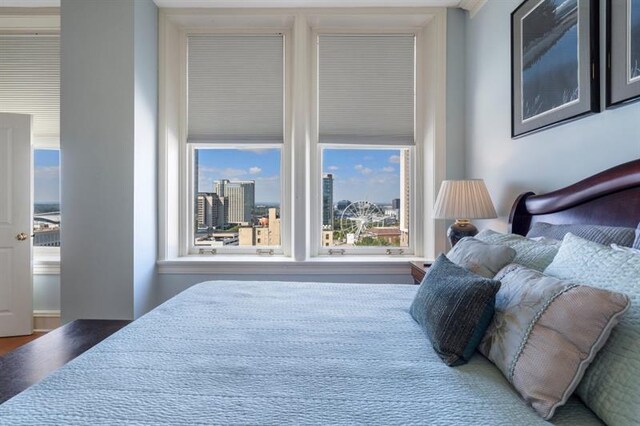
0,113,33,337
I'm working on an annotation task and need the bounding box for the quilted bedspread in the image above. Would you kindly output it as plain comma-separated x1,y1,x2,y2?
0,281,603,425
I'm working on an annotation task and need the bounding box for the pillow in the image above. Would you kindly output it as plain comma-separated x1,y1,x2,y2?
611,243,640,256
475,229,559,271
446,237,516,278
526,222,636,247
479,264,629,420
544,233,640,426
634,222,640,250
409,254,501,366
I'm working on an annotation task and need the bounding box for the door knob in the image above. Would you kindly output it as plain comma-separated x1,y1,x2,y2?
15,232,29,241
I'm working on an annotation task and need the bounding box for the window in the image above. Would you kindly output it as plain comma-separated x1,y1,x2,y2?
186,34,285,255
162,10,447,264
0,34,61,259
321,147,410,249
316,34,415,254
33,149,61,248
191,147,281,250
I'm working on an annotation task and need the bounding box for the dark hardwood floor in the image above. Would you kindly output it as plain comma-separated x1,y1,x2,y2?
0,332,46,356
0,319,131,404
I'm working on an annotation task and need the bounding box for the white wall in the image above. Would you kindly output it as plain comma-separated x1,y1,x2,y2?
465,0,640,232
60,0,158,322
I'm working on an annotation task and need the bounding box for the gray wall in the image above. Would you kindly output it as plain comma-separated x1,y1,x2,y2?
60,0,158,322
465,0,640,232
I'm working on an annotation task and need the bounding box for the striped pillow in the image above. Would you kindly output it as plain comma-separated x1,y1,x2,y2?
410,254,501,366
526,222,635,247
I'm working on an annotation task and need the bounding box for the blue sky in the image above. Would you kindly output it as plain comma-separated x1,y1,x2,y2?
323,148,402,204
34,149,60,204
197,147,403,205
197,148,281,203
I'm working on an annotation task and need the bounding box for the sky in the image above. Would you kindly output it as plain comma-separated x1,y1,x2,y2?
196,147,403,205
35,147,403,206
34,149,60,204
323,148,402,205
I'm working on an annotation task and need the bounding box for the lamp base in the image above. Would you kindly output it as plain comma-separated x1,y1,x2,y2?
447,219,479,247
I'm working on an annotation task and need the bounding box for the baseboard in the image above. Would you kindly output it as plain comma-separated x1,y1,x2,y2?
33,310,61,332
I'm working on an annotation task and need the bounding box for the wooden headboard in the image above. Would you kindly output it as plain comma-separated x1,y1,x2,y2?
509,159,640,236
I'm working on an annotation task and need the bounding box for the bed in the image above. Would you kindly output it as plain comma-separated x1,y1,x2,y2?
1,159,639,425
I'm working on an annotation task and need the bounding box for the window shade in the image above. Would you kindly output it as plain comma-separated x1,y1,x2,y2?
319,35,415,145
188,35,284,143
0,36,60,140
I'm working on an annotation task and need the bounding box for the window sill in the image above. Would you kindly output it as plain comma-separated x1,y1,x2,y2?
34,257,60,275
157,256,430,275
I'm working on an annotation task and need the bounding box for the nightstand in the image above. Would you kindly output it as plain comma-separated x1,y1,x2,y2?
410,261,432,284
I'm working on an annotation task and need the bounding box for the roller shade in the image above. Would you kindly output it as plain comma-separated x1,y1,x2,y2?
0,36,60,140
188,35,284,143
319,35,415,145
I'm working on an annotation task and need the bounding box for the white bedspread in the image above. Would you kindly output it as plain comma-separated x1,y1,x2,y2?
0,281,602,425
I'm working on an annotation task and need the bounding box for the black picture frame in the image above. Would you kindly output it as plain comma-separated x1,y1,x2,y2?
607,0,640,107
511,0,600,138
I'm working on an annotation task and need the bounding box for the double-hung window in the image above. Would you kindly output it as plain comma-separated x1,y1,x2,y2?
186,34,286,255
0,35,61,258
315,34,416,255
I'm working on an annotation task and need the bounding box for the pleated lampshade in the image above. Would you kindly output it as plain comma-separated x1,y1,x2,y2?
433,180,497,220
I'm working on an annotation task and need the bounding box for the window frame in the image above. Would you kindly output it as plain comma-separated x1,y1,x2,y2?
311,29,421,256
186,143,287,255
158,9,449,270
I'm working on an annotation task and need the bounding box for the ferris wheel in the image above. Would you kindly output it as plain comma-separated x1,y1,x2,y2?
338,201,386,242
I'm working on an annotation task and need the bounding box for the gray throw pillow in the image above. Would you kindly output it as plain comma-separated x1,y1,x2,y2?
447,237,516,278
526,222,636,247
475,229,559,272
634,222,640,250
409,254,501,366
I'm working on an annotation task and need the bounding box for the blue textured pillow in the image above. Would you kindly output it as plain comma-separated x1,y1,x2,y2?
526,222,636,247
409,254,501,366
634,222,640,250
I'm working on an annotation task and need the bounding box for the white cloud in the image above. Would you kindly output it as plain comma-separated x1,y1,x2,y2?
354,164,373,175
327,165,339,171
249,166,262,175
382,166,395,173
389,155,401,164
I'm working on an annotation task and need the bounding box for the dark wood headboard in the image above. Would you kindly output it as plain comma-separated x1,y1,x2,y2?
509,159,640,236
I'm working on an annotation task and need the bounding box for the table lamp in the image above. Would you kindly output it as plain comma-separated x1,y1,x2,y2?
433,179,497,247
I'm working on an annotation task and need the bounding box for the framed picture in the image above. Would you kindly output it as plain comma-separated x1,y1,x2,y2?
511,0,600,138
607,0,640,107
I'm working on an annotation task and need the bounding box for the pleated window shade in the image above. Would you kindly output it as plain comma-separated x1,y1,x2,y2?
187,35,284,143
318,35,415,145
0,36,60,140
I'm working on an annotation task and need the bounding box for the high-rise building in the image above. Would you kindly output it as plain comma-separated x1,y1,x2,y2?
196,192,226,229
392,198,401,209
215,179,255,225
399,149,410,245
322,173,334,228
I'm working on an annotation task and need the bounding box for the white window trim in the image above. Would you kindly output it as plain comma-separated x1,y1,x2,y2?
158,8,448,273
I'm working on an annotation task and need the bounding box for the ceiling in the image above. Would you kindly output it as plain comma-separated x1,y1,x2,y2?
1,0,472,9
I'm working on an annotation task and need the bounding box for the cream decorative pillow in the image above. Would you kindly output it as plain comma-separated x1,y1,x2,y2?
446,237,516,278
479,264,629,420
